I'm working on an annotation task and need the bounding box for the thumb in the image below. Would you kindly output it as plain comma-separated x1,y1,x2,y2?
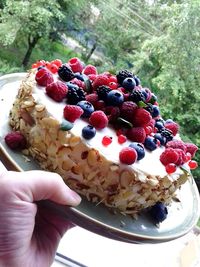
0,170,81,206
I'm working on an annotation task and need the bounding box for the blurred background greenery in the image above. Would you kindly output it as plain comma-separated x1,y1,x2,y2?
0,0,199,180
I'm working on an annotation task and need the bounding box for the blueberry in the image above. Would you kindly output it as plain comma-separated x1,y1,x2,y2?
66,82,79,90
144,136,157,151
77,100,94,118
154,133,166,146
155,121,164,131
165,118,174,123
129,142,145,160
106,90,124,106
134,76,140,86
149,202,168,223
74,72,84,81
151,105,160,118
141,89,148,101
122,77,136,91
82,125,96,139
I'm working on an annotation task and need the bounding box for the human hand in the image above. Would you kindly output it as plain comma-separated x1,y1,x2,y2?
0,170,81,267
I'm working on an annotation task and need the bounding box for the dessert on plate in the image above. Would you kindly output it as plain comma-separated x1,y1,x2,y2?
5,57,198,221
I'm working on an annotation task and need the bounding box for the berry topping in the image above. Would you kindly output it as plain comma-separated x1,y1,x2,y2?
122,77,136,91
151,105,160,118
82,125,96,140
174,148,187,165
164,121,179,136
129,142,145,160
77,100,94,118
160,148,179,166
118,134,127,144
5,131,27,150
120,101,137,122
35,68,54,86
128,89,146,103
185,143,198,158
126,127,146,143
89,110,108,129
46,81,68,102
133,108,152,127
154,133,166,146
67,86,85,105
134,76,141,86
166,140,186,152
68,57,84,73
188,160,198,170
144,136,158,151
149,202,168,223
58,64,74,82
159,128,173,142
106,90,124,106
116,69,134,85
63,105,83,123
102,136,112,146
92,74,110,90
119,147,137,165
85,93,99,106
96,85,111,101
165,163,177,174
83,64,98,75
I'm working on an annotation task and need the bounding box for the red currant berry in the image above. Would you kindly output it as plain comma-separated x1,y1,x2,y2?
118,134,127,144
109,82,118,90
49,63,58,74
102,136,112,146
185,152,192,162
165,163,177,174
52,59,62,67
188,160,198,170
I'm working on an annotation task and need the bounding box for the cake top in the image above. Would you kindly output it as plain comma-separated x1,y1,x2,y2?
14,57,199,176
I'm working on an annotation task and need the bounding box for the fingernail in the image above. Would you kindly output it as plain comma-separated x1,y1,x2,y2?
70,191,82,205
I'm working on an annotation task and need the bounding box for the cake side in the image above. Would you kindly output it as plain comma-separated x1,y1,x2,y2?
9,70,190,215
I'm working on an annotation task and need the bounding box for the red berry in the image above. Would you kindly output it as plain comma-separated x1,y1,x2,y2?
164,121,179,136
109,82,118,90
85,93,99,106
63,105,84,122
83,65,98,75
109,75,118,83
126,127,146,143
144,126,153,135
120,101,137,122
35,68,54,86
68,57,84,73
166,140,186,152
49,63,59,74
92,74,110,90
174,148,187,165
118,134,127,144
160,148,179,166
32,63,38,69
185,152,192,162
5,131,27,150
89,111,108,129
185,143,198,158
132,108,152,127
51,59,62,68
102,136,112,146
88,74,97,81
188,160,198,170
119,147,137,165
46,81,68,102
165,163,177,174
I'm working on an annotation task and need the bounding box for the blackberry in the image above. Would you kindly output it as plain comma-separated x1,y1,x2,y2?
58,64,74,82
67,87,85,104
96,85,111,101
129,90,145,103
116,69,134,85
159,128,173,142
144,103,153,114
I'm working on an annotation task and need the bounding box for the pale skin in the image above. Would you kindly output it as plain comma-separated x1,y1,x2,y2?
0,170,81,267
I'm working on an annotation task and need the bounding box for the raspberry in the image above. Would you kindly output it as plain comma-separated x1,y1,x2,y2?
160,148,179,166
46,81,68,102
164,121,179,136
63,105,84,123
51,59,62,68
166,140,187,152
83,65,98,75
119,147,137,165
68,57,84,73
185,143,198,158
132,108,152,127
175,148,187,165
70,78,85,89
120,101,137,122
92,74,110,90
35,68,54,86
105,106,120,123
126,127,146,143
5,131,27,150
88,74,97,81
89,111,108,129
85,93,99,106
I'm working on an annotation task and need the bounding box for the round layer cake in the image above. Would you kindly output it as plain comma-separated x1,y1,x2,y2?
8,57,198,216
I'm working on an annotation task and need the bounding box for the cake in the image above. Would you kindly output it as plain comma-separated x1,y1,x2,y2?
6,57,198,220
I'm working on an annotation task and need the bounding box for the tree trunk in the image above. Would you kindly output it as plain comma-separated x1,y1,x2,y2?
22,35,40,68
85,42,97,62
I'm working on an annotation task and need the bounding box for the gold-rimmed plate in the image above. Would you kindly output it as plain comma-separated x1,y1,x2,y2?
0,73,200,243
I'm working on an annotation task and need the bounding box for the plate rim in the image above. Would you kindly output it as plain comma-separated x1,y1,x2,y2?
0,72,200,243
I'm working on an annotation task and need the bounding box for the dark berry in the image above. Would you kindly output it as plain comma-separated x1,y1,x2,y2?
58,64,74,82
144,136,158,151
74,72,85,81
149,94,157,104
155,120,164,131
82,125,96,139
122,77,136,91
149,202,168,223
151,105,160,118
154,133,166,146
106,90,124,106
77,100,94,118
129,142,145,160
67,87,85,105
159,128,173,142
116,69,134,85
96,85,111,101
129,89,145,103
134,76,140,86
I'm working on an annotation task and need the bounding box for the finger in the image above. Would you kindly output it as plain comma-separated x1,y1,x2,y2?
1,170,81,206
